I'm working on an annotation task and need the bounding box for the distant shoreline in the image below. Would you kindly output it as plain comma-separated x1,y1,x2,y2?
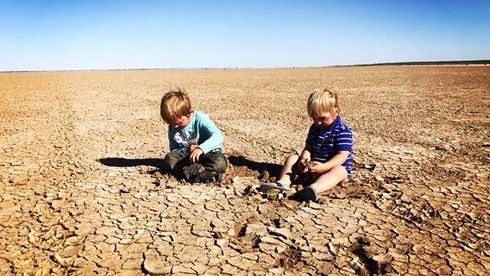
342,59,490,67
1,60,489,73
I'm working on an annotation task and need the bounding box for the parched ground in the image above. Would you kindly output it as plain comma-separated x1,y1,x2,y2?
0,66,489,275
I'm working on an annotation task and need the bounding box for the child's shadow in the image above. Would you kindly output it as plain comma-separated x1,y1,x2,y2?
98,155,282,180
227,155,282,180
97,157,166,174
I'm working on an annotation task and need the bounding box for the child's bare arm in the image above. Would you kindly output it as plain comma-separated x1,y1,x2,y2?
299,145,312,162
299,153,311,163
294,146,312,173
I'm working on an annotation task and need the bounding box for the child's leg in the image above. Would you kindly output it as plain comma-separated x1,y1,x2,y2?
292,165,347,201
260,154,300,191
182,163,206,182
199,152,227,174
163,151,188,173
276,154,300,186
193,152,227,182
164,151,202,182
309,165,348,193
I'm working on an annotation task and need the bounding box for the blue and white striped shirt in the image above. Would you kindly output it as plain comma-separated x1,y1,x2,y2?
305,115,354,178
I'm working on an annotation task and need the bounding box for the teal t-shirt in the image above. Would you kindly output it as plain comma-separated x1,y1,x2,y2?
168,111,224,154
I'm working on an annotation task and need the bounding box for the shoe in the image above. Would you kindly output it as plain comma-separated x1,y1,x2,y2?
260,181,290,192
195,171,226,183
290,186,318,202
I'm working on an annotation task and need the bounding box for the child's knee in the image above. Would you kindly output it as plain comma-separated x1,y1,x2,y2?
286,154,299,161
212,156,228,172
163,151,186,169
330,165,348,180
165,151,182,159
199,153,227,173
286,154,300,168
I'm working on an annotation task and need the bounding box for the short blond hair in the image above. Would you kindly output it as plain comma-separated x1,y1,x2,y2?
160,88,192,124
307,88,339,117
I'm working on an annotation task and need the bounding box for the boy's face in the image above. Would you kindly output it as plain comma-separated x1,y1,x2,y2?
311,108,339,129
170,115,190,129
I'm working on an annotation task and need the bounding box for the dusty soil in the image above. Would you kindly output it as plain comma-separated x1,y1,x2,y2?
0,66,489,275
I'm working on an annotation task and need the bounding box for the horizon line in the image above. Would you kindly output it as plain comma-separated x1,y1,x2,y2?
1,59,489,73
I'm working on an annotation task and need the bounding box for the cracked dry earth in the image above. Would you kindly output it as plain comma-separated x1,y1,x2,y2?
1,66,489,275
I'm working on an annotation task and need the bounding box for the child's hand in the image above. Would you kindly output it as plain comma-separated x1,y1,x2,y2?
306,161,322,173
189,145,203,163
189,144,198,152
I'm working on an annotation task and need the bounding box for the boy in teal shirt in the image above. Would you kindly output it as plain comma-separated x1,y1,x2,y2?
160,88,227,183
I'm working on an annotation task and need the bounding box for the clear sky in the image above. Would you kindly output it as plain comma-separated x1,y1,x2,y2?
1,0,489,71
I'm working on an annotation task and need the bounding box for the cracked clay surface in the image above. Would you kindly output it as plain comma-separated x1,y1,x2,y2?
1,66,489,275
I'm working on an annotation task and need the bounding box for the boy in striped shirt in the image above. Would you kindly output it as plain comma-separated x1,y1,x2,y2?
260,88,353,201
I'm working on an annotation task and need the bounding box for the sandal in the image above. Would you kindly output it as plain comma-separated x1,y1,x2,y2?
260,181,290,192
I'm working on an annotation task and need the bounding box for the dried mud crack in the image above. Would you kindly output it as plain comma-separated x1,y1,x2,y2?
1,67,489,274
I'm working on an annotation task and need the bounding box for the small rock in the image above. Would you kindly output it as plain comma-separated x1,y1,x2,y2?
142,256,172,275
245,224,268,237
328,242,337,255
216,239,228,249
227,227,236,236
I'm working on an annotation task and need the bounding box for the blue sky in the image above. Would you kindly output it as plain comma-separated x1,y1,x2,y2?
1,0,489,71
